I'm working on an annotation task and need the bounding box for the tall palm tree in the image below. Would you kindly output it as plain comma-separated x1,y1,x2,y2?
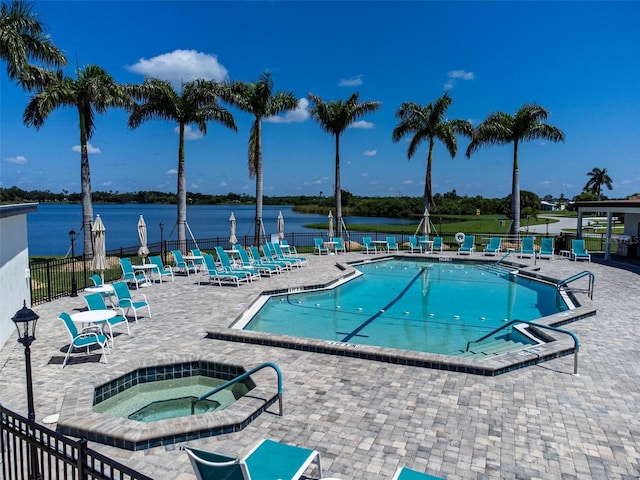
127,78,237,250
23,65,130,254
584,167,612,200
308,92,380,237
392,93,472,213
226,72,297,245
0,0,66,88
465,103,564,234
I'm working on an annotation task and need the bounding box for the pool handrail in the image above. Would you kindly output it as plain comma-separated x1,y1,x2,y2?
191,362,283,416
557,270,595,300
465,320,580,375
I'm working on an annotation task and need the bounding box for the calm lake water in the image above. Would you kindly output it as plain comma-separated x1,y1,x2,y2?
27,204,414,256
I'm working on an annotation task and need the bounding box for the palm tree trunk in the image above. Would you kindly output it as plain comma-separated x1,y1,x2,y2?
511,141,520,235
177,123,187,252
78,108,93,256
254,118,264,246
424,139,435,212
335,134,342,238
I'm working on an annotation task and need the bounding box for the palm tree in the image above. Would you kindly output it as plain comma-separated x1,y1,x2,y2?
584,167,612,200
392,93,472,213
127,78,237,250
226,72,297,245
308,92,381,237
0,0,66,88
465,103,564,234
23,65,130,254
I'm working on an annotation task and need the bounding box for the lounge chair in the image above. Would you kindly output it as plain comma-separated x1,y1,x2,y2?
280,240,297,255
171,250,197,276
184,438,322,480
214,246,260,281
333,237,346,254
483,237,502,256
408,236,422,253
313,237,329,255
83,293,130,345
271,242,308,266
200,253,251,287
234,246,279,277
392,466,445,480
58,312,109,368
457,235,475,255
431,237,443,253
518,237,535,258
119,257,147,289
148,255,174,283
249,246,290,271
362,236,376,254
112,281,151,323
190,248,206,269
538,237,554,260
89,274,103,286
387,236,399,253
571,239,591,261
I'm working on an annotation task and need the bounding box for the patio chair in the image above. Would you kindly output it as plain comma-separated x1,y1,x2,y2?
392,466,445,480
83,293,131,344
457,235,475,255
249,246,290,271
271,242,308,266
119,257,147,289
280,240,297,255
518,237,535,258
214,246,261,281
408,236,422,253
172,250,197,276
200,253,251,287
571,239,591,261
234,246,279,276
483,237,502,256
183,438,322,480
149,255,174,283
538,237,554,260
190,248,206,269
58,312,109,368
430,237,443,253
333,237,346,254
314,237,329,255
112,281,151,323
387,236,399,253
362,236,376,254
90,274,103,286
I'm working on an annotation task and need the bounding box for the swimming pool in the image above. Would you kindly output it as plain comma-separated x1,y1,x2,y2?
241,258,569,355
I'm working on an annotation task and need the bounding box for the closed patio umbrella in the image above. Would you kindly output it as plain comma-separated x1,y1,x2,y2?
229,212,237,245
137,215,149,262
91,215,106,281
328,211,334,239
277,211,285,241
416,208,430,236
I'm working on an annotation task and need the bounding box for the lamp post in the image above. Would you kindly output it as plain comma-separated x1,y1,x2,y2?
12,301,41,479
68,229,77,297
159,222,165,263
545,218,550,236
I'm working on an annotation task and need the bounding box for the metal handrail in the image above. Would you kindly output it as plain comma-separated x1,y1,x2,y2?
557,270,595,300
191,362,283,416
464,319,580,374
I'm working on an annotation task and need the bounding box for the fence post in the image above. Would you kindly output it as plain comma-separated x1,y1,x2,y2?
46,259,52,303
77,437,88,480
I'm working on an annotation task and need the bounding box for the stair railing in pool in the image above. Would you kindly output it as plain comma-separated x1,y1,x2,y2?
465,320,580,375
557,271,595,300
191,362,283,416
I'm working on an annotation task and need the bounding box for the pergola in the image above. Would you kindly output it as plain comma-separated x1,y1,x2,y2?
574,199,640,261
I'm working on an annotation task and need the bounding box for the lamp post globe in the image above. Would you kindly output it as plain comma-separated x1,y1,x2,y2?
11,300,39,422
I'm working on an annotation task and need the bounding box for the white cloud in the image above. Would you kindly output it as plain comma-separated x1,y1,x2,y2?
349,120,374,129
360,172,369,178
6,155,27,164
126,49,229,87
338,75,363,87
265,98,309,124
363,150,377,157
175,125,204,140
166,169,178,175
71,142,101,154
402,180,414,185
102,181,112,187
219,181,227,188
444,69,475,91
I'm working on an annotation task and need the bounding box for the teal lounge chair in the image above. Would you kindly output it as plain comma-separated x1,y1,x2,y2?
58,312,109,368
112,281,151,323
362,236,376,254
387,236,399,253
90,274,103,286
234,246,279,276
314,237,329,255
431,237,443,253
280,240,297,255
119,257,147,289
518,237,535,258
184,438,322,480
83,293,130,345
408,236,421,253
457,235,475,255
333,237,346,254
571,239,591,261
271,242,308,266
200,253,251,287
149,255,174,283
190,248,206,269
249,246,290,271
172,250,197,276
538,237,554,259
214,246,260,281
393,466,445,480
483,237,502,256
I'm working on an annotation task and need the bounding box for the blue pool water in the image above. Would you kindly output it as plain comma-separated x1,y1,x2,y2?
244,259,569,355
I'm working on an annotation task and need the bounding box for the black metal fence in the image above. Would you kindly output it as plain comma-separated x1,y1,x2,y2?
1,404,152,480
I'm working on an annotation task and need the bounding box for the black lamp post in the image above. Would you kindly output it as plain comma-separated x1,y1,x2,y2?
68,229,77,297
159,222,165,263
545,218,550,236
12,301,41,479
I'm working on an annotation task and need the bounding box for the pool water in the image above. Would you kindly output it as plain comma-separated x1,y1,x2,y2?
244,259,569,355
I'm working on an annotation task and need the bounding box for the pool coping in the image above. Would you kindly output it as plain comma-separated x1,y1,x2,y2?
208,256,596,376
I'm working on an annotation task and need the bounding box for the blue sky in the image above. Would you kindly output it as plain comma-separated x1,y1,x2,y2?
1,1,639,200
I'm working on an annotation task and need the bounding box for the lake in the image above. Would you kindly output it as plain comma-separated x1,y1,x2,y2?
27,204,414,256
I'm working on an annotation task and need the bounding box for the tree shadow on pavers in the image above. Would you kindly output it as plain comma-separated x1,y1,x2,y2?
591,253,640,276
48,343,110,366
